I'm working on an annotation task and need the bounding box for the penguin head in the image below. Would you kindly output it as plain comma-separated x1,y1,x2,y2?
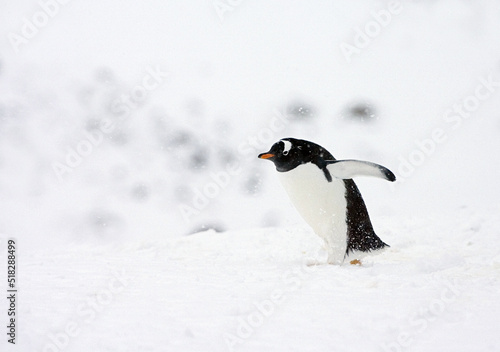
258,138,334,172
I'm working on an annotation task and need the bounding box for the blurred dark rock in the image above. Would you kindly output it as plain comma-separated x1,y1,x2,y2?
88,210,123,237
85,117,109,132
190,148,209,170
218,149,236,165
344,101,377,122
95,67,115,84
131,183,150,201
169,130,192,148
287,101,316,120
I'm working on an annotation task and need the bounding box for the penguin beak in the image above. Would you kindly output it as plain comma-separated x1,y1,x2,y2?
258,153,275,159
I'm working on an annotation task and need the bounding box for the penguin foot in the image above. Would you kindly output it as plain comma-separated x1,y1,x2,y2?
350,259,362,265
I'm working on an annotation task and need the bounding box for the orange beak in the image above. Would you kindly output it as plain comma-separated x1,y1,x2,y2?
258,153,275,159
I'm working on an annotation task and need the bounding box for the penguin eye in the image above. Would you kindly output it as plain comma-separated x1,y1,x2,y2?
282,150,289,156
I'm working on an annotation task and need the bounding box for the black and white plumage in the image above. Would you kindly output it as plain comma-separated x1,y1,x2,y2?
258,138,395,265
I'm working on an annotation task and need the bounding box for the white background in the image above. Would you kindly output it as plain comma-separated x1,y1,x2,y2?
1,1,500,351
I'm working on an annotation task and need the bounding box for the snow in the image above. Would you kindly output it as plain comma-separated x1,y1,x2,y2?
1,1,500,351
5,216,500,352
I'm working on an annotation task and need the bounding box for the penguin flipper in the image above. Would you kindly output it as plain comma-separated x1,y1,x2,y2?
325,160,396,182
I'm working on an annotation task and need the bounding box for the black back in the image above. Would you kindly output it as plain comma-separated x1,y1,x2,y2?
343,179,388,255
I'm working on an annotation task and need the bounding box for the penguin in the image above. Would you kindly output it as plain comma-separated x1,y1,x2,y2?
258,138,395,265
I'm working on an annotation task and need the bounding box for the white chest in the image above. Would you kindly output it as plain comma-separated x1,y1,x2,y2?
277,163,348,263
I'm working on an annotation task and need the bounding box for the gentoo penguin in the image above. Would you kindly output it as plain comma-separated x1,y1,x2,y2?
258,138,395,265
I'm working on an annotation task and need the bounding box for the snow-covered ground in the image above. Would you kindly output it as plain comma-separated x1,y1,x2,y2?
1,1,500,351
6,213,500,352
